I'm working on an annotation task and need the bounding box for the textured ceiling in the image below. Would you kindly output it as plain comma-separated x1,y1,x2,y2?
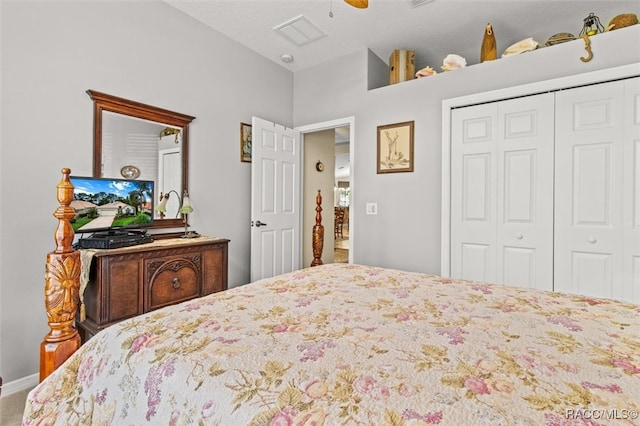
164,0,637,72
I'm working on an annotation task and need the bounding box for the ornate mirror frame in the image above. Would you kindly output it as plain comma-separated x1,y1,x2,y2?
87,90,195,230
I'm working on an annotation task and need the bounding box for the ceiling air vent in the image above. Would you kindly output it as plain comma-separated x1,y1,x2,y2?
273,15,327,47
407,0,434,8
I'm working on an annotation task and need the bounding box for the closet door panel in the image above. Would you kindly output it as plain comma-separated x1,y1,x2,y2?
496,94,554,290
572,143,614,226
451,104,497,282
503,150,535,222
571,252,613,296
555,80,626,300
502,246,536,287
461,243,491,280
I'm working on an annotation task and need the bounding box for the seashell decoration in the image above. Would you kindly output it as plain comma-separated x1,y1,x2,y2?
502,37,540,57
441,54,467,71
545,32,576,46
415,66,437,78
607,13,638,31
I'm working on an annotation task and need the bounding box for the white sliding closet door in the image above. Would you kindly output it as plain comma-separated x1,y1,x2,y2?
497,96,554,290
451,94,554,289
451,103,498,283
623,77,640,304
555,77,640,302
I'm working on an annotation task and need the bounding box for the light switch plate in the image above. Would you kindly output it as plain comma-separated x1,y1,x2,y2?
366,202,378,215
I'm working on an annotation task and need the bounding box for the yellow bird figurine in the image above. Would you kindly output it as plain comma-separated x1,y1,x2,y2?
481,23,497,62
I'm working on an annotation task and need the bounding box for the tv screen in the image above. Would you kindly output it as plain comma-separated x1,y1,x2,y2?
69,176,154,233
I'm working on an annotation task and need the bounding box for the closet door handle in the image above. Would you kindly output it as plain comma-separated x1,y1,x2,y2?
587,237,597,244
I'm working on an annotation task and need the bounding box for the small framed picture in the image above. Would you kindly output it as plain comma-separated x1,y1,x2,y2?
377,120,414,173
240,122,252,163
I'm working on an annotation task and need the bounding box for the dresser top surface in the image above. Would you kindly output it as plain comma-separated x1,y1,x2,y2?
80,236,229,257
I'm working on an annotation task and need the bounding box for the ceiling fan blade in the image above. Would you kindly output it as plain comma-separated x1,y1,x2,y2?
344,0,368,9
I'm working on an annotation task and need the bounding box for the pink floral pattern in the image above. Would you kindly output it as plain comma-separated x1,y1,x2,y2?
22,264,640,425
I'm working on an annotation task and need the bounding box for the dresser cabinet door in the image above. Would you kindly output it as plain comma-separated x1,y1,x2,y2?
202,244,227,294
145,255,201,311
90,255,142,325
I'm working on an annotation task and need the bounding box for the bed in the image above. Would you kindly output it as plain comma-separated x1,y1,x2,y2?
24,171,640,425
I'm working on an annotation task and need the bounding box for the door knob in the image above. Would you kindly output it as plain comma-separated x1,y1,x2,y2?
515,234,523,240
587,236,597,244
255,220,268,227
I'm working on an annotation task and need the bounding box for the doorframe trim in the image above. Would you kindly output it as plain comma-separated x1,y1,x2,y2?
441,63,640,277
296,117,355,263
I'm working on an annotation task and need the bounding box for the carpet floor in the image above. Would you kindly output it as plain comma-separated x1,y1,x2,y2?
0,388,32,425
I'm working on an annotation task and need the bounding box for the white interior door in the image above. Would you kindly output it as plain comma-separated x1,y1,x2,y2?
554,79,626,299
451,93,554,289
250,117,301,282
158,147,181,217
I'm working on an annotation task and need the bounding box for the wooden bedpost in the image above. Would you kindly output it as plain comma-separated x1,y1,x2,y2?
40,168,81,381
311,190,324,266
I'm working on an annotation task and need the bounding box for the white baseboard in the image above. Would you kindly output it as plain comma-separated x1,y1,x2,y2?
0,373,38,398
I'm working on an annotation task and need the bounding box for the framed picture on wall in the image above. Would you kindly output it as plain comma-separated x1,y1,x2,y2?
377,120,414,173
240,122,252,163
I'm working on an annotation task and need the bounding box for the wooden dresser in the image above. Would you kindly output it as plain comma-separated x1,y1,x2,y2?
77,236,229,341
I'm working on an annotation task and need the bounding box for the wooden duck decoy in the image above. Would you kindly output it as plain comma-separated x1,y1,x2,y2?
481,23,497,62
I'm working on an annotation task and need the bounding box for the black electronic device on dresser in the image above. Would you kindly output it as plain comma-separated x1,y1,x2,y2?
76,228,154,249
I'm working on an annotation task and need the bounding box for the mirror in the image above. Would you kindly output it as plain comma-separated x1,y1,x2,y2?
87,90,195,230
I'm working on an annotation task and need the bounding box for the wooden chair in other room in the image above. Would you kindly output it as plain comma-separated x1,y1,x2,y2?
335,208,345,239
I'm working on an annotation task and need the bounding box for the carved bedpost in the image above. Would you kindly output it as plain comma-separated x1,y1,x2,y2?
40,168,81,381
311,190,324,266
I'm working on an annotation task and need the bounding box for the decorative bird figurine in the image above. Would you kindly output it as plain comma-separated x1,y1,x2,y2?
481,23,497,62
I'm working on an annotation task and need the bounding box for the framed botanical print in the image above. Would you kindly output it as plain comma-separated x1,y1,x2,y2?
377,120,414,173
240,122,252,163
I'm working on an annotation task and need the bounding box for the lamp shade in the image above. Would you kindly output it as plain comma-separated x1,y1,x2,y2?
155,194,168,213
180,191,194,214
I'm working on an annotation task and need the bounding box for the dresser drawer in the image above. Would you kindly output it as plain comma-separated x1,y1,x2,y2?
146,256,200,310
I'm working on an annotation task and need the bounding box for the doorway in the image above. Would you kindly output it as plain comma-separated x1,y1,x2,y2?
333,128,350,263
297,117,355,266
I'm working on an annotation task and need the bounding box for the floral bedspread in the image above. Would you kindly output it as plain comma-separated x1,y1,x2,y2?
23,264,640,425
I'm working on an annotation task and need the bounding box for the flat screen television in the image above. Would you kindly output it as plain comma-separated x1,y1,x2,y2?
69,176,154,234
